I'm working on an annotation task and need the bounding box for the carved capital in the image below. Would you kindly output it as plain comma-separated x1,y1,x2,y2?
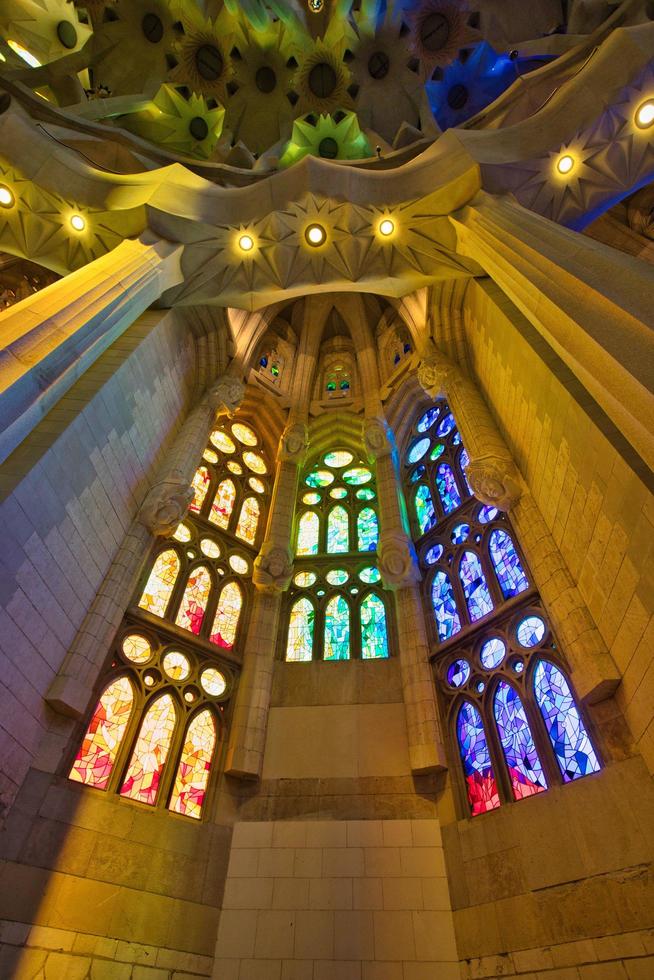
138,478,194,536
417,356,460,397
627,185,654,239
209,375,245,418
378,531,421,590
278,422,309,464
363,416,393,460
253,544,293,594
466,455,523,511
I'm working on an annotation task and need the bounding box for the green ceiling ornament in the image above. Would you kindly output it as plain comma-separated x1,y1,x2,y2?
278,110,372,168
119,83,225,160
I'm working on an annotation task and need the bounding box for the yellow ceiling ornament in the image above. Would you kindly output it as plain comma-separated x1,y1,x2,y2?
118,83,225,160
167,4,232,102
292,40,353,115
0,0,92,65
409,0,481,76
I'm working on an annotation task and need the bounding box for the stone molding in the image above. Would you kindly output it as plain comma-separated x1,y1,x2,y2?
209,375,246,418
363,416,394,460
137,477,195,537
252,544,294,594
465,454,523,513
378,530,422,590
277,421,310,464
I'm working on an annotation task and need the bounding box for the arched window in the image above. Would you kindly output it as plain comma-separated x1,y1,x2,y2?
235,496,259,544
286,597,315,662
432,571,461,641
489,530,529,599
138,549,180,618
120,694,177,805
324,595,350,660
297,511,320,556
190,466,211,513
209,581,242,649
357,507,378,552
327,505,349,553
533,660,600,781
436,463,461,514
493,682,547,800
460,551,494,623
459,448,474,495
360,593,389,660
209,479,236,529
69,677,134,789
169,709,217,820
175,566,212,636
415,485,436,535
456,702,500,816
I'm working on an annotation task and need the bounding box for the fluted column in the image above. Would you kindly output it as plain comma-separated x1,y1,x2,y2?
364,417,447,774
224,420,309,778
418,354,620,703
0,235,184,464
46,374,245,717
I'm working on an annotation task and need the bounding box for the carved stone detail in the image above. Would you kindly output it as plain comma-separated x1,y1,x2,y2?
209,375,246,417
417,356,460,396
378,531,421,590
363,416,393,460
627,185,654,240
465,455,523,512
138,478,194,537
253,544,294,593
278,421,309,464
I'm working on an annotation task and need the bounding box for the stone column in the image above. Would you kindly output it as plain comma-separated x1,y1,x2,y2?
0,235,184,464
46,374,245,717
418,354,620,703
224,420,309,778
364,416,447,774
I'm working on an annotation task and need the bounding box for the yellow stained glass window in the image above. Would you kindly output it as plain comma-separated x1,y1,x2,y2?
209,479,236,529
120,694,176,805
209,581,242,649
190,466,211,514
175,566,212,636
169,710,217,820
232,423,257,446
243,451,267,474
286,598,314,662
138,549,180,618
69,677,134,789
236,496,259,544
210,430,236,453
297,512,320,556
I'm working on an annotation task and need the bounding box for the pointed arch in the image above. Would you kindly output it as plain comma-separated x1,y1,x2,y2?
69,677,134,789
190,466,211,514
209,581,242,649
327,505,349,554
489,529,529,599
432,571,461,642
493,682,547,800
456,701,501,816
138,549,180,618
415,485,436,535
209,479,236,529
436,463,461,514
533,661,600,782
324,595,350,660
236,496,260,545
360,592,389,660
286,597,315,662
357,507,378,552
175,565,212,636
458,448,474,496
120,693,177,805
169,709,217,819
460,551,494,623
297,511,320,556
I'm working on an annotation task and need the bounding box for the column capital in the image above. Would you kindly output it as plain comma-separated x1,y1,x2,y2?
138,477,194,537
253,543,294,594
417,355,461,398
378,531,421,590
466,454,523,512
363,416,394,460
209,374,246,418
278,421,309,465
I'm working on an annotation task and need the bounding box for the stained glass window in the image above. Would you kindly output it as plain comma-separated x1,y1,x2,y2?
138,549,180,618
175,566,212,636
494,682,547,800
432,571,461,642
489,530,529,599
459,448,474,495
357,508,378,552
286,597,315,662
169,710,217,820
120,694,176,805
209,479,236,529
190,466,211,513
534,661,600,782
297,511,319,556
327,505,349,554
360,593,389,659
436,463,461,514
456,702,501,816
415,486,436,535
235,496,259,545
460,551,494,623
324,595,350,660
209,581,242,649
69,677,134,789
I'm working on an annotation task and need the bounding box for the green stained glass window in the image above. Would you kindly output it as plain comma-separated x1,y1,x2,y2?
356,488,375,501
357,508,378,552
327,505,349,553
297,512,320,556
324,451,354,468
359,566,381,584
327,569,349,585
360,593,389,660
324,595,350,660
306,470,334,488
343,467,372,486
286,598,315,662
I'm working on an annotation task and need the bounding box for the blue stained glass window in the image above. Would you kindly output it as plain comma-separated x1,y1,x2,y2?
436,464,461,514
456,702,501,816
517,616,546,648
493,682,547,800
408,438,431,464
324,595,350,660
437,413,456,437
534,661,600,782
415,486,436,535
451,523,470,544
459,448,474,496
360,593,389,659
418,408,439,432
357,508,378,552
447,659,470,687
480,637,506,669
425,544,444,565
478,505,499,524
432,571,461,641
489,530,529,599
327,505,349,553
460,551,494,623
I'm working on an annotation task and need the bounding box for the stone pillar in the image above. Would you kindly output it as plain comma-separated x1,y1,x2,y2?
364,417,447,774
46,374,245,717
418,354,620,703
224,420,309,778
0,235,184,465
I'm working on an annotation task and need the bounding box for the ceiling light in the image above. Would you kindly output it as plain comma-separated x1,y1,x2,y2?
305,223,326,247
239,234,254,252
635,99,654,129
379,219,395,237
556,154,575,176
6,39,41,67
0,185,14,208
70,214,86,231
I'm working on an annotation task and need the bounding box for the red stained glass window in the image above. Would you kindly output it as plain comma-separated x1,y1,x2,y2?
169,710,217,819
175,566,212,636
190,466,211,514
120,694,176,805
69,677,134,789
209,581,242,648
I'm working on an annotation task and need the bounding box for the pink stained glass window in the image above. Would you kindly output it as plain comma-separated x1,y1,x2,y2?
209,479,236,529
138,549,180,618
190,466,211,514
120,694,176,805
69,677,134,790
235,496,259,545
209,581,242,649
169,710,217,820
175,566,212,635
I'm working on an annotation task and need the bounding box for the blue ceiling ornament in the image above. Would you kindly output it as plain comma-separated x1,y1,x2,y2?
425,41,516,131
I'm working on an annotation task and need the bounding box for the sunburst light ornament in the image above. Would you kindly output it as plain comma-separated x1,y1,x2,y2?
410,0,481,75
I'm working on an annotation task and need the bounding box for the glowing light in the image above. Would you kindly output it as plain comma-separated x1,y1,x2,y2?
305,223,326,246
239,234,254,252
379,218,395,237
635,99,654,129
70,213,86,231
0,185,14,208
556,154,574,176
7,39,41,67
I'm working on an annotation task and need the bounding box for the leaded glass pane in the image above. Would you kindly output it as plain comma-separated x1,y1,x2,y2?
456,702,501,816
209,581,242,649
235,496,259,544
69,677,134,789
357,508,378,552
493,682,547,800
138,549,180,618
120,694,176,805
175,566,212,635
327,505,349,554
190,466,211,513
534,661,600,782
297,512,320,556
360,593,389,660
169,709,217,820
209,479,236,529
286,597,315,662
436,463,461,514
415,485,436,535
324,595,350,660
489,530,529,599
460,551,494,623
432,571,462,641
